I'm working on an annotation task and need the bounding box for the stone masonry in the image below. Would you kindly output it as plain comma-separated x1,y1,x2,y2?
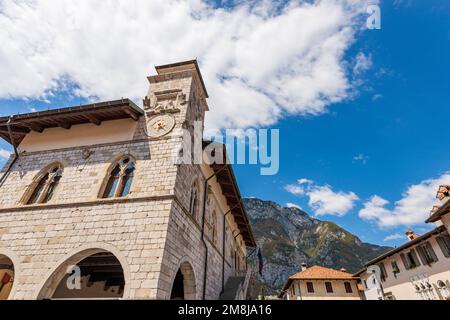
0,60,254,300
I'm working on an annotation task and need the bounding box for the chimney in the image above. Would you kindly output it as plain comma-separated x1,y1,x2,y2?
300,262,307,272
340,268,347,273
430,205,440,214
436,185,450,203
430,205,444,226
405,229,420,241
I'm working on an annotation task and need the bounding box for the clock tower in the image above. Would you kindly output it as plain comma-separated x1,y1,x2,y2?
143,60,209,141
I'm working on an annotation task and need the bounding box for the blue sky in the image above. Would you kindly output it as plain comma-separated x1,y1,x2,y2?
234,0,450,246
0,1,449,246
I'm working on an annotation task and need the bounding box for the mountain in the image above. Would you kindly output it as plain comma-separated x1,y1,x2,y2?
243,198,392,295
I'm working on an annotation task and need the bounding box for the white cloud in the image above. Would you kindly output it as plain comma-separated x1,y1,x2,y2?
353,52,372,75
285,178,359,217
298,178,314,185
384,233,404,242
353,153,369,164
372,94,383,101
285,184,305,196
307,185,359,217
0,0,376,129
286,202,302,210
359,173,450,228
0,148,11,159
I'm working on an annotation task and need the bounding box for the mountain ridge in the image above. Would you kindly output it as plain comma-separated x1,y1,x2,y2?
243,197,392,294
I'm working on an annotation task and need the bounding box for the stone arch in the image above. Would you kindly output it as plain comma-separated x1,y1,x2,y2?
34,243,131,300
0,249,20,300
170,260,197,300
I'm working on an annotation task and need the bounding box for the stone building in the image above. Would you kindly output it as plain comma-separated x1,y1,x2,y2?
0,60,255,300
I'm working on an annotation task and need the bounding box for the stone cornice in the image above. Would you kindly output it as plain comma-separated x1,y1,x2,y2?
0,194,176,213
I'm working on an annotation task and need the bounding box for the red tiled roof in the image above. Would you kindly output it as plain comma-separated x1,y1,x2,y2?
280,265,359,295
289,265,357,280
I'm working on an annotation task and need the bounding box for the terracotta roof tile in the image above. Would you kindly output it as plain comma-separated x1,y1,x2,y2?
289,265,357,280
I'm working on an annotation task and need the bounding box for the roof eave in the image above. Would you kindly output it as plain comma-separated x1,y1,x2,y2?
203,140,256,247
426,199,450,223
361,225,446,268
0,99,143,145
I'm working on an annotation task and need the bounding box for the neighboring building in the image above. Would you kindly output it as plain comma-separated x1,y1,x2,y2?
0,60,255,300
280,264,363,300
355,185,450,300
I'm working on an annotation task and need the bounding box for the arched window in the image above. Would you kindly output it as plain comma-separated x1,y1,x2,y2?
189,180,199,218
26,163,63,205
102,156,135,198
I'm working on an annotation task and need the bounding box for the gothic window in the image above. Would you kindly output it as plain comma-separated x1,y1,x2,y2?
102,156,135,198
189,180,199,218
26,163,63,205
211,210,218,245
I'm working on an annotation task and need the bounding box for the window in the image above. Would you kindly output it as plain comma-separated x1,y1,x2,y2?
189,181,199,218
400,249,421,270
391,261,400,276
344,282,353,293
325,282,333,293
26,164,63,205
102,156,135,198
306,281,314,293
436,234,450,258
378,263,388,282
416,242,438,265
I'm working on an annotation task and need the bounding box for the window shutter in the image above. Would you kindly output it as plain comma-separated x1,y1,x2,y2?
416,246,428,265
379,263,387,281
426,242,438,262
436,236,450,258
344,282,353,293
400,253,410,269
410,249,421,267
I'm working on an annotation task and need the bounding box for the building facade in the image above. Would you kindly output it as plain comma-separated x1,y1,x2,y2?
356,186,450,300
0,60,255,300
280,264,363,300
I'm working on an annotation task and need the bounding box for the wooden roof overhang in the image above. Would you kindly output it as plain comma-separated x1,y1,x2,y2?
203,141,256,248
0,99,143,145
353,224,447,277
426,199,450,223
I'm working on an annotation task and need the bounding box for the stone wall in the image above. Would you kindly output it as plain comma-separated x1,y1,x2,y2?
0,129,179,299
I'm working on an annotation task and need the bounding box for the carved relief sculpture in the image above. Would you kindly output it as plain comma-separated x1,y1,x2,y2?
145,89,186,115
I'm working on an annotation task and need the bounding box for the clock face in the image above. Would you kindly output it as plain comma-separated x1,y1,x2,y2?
147,114,175,138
